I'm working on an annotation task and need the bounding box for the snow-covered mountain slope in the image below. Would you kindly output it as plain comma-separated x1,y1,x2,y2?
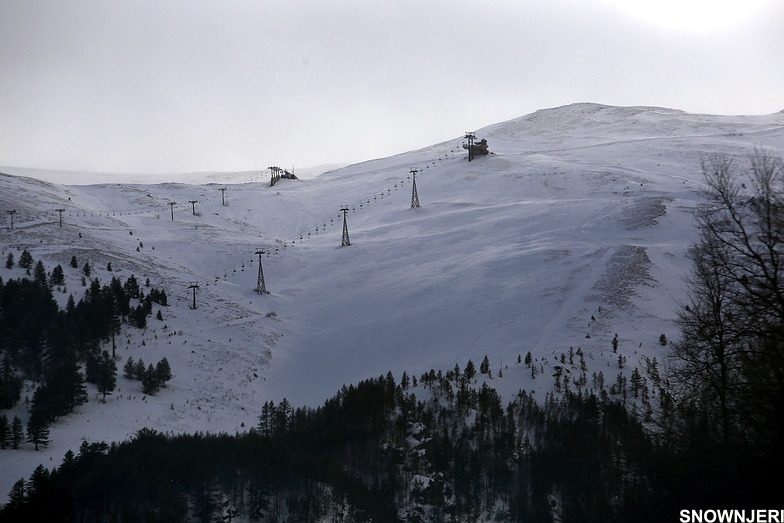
2,102,783,497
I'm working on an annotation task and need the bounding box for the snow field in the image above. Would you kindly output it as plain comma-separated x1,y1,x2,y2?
1,103,783,500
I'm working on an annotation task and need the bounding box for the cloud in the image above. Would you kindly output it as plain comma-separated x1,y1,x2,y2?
0,0,782,177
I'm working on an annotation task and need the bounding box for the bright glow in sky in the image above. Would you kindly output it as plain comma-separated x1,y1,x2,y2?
603,0,776,32
0,1,782,178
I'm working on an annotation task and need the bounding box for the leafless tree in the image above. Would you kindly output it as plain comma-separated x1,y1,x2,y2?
671,235,743,444
670,150,784,450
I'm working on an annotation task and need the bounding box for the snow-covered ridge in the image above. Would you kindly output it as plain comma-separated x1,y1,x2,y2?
1,103,783,499
0,163,343,186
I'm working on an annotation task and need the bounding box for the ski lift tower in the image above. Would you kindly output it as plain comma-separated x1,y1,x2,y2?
464,132,476,162
255,249,269,294
340,206,351,246
410,168,420,208
188,282,199,310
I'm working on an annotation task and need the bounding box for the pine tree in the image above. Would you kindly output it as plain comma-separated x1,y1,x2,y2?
82,262,91,277
124,275,140,299
480,355,491,375
107,262,112,272
33,260,47,286
464,359,476,381
26,409,50,451
49,264,65,286
27,464,51,510
141,295,152,315
11,415,24,449
97,351,117,402
19,249,33,271
142,363,159,395
612,334,619,353
595,371,605,390
123,356,136,380
6,478,27,511
156,358,173,387
84,352,100,385
65,294,75,314
401,370,410,390
5,252,14,269
70,255,78,268
275,398,291,434
46,356,88,417
29,385,52,424
630,368,643,398
658,333,668,346
648,357,660,386
258,401,274,437
134,358,146,380
133,304,147,328
0,354,23,409
524,352,532,367
0,414,9,449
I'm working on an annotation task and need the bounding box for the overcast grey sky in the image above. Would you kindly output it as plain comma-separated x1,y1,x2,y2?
1,0,782,177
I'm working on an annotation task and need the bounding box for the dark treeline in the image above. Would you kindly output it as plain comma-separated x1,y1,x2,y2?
0,374,639,522
3,366,778,522
0,257,167,449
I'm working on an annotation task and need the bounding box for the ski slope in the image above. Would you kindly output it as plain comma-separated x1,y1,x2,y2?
1,102,783,499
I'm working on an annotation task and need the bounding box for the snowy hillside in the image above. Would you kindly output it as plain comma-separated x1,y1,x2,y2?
2,102,784,498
